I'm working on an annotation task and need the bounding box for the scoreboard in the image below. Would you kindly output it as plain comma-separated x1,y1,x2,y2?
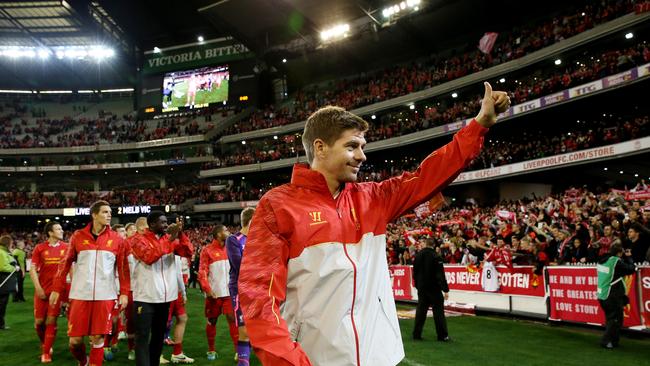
63,205,175,217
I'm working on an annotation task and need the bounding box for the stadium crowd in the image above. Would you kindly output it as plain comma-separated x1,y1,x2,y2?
0,104,235,149
0,1,642,152
386,186,650,270
221,0,639,136
3,109,649,209
204,40,649,169
2,185,648,273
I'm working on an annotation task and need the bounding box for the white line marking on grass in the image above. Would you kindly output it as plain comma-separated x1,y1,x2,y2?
402,358,427,366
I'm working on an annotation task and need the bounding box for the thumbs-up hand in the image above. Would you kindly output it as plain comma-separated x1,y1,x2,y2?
475,82,511,128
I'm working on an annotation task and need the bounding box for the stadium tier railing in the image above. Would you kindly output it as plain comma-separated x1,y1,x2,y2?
0,134,206,156
218,12,650,144
0,155,213,173
199,63,650,178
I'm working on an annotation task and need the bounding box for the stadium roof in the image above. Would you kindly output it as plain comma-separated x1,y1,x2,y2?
103,0,569,56
0,1,130,52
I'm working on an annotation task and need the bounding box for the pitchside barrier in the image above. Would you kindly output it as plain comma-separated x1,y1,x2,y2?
389,264,650,331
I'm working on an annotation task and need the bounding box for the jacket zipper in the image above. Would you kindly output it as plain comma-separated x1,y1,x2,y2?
333,186,361,365
92,235,98,300
160,245,168,301
342,243,361,366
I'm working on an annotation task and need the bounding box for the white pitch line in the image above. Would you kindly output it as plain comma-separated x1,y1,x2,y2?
402,357,427,366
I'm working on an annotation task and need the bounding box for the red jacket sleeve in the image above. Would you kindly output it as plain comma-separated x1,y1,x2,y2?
172,232,194,258
372,119,487,221
117,237,131,295
131,234,164,265
198,247,211,294
52,233,78,294
238,197,313,366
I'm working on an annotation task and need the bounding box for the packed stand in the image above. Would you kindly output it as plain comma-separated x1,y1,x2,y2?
0,102,236,148
385,187,650,271
0,184,212,209
205,41,650,169
4,110,649,210
220,0,638,136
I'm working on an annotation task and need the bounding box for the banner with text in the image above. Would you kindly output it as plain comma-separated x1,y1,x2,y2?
444,265,545,297
453,136,650,185
639,266,650,328
388,265,544,301
389,265,416,301
143,38,253,74
547,266,642,327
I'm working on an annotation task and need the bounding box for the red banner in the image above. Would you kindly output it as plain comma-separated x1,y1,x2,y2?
389,265,415,301
547,267,642,327
444,265,544,297
640,266,650,328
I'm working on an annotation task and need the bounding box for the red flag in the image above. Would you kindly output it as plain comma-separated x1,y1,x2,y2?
495,210,517,224
414,193,446,218
478,32,499,54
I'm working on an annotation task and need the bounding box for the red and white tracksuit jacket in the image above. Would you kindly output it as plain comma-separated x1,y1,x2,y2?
198,241,230,298
239,120,487,366
129,230,194,303
53,224,130,300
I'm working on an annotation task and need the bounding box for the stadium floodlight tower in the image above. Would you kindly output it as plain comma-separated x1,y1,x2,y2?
320,23,351,43
381,0,422,27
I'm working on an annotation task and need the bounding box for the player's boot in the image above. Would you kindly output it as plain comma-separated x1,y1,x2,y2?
206,351,218,361
171,353,195,364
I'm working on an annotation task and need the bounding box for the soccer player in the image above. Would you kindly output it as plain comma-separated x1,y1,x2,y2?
238,83,510,365
50,200,130,366
199,224,238,361
186,74,197,108
166,255,194,364
225,208,255,366
130,212,193,366
31,221,69,363
122,222,139,360
103,224,127,361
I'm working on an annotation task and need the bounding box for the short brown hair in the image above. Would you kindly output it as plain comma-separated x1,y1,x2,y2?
113,224,125,231
44,221,61,237
302,106,369,164
241,207,255,228
0,235,12,247
90,200,110,215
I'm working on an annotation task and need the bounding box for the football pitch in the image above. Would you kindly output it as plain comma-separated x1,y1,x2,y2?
1,278,648,365
163,80,228,110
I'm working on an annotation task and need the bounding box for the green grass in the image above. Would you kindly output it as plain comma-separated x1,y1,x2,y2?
2,278,648,365
164,79,228,109
397,316,649,366
1,278,259,365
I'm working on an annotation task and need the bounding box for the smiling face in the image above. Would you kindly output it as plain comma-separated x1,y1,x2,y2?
318,129,367,184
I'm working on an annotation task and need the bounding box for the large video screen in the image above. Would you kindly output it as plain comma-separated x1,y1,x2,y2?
162,65,229,112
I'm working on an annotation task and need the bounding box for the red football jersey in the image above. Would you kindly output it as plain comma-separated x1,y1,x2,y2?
31,241,69,294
